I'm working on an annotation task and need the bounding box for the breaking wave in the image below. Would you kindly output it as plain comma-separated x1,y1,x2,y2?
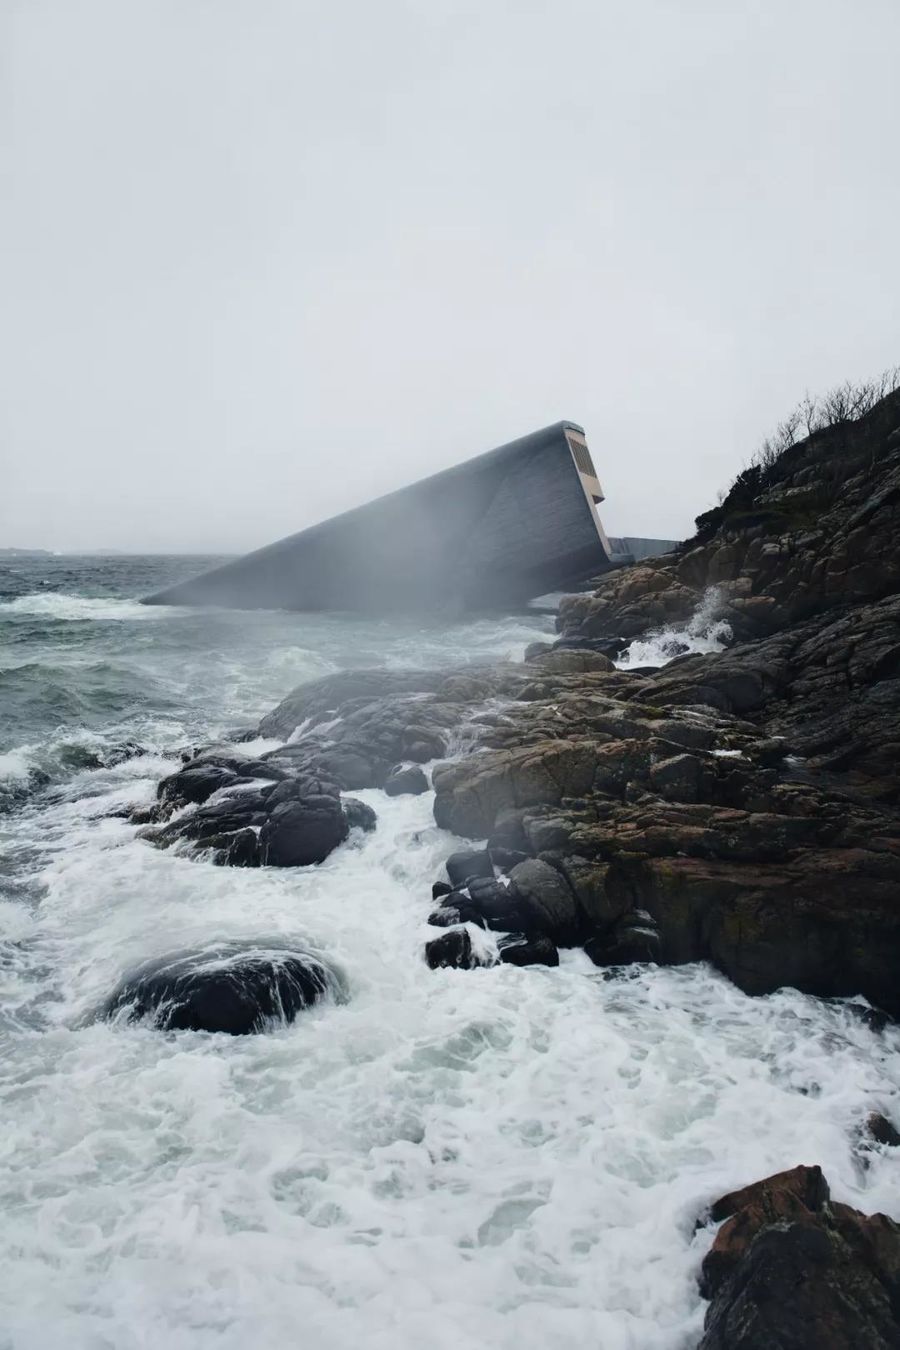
615,587,732,669
0,592,170,621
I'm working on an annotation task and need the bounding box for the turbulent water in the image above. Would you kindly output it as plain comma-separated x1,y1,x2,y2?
1,557,898,1350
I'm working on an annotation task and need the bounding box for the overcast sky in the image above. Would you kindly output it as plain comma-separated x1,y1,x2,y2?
2,0,898,553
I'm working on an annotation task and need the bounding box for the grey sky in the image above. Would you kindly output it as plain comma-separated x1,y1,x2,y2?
2,0,898,553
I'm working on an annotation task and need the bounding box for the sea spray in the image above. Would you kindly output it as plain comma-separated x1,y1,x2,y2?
615,586,732,669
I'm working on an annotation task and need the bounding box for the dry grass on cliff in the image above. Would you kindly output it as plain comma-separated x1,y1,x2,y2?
689,366,900,546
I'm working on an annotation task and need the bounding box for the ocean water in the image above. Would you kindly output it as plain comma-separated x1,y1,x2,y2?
1,557,898,1350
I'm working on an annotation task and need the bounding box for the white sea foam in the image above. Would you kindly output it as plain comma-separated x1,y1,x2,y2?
0,592,171,621
616,588,732,669
0,746,34,783
1,759,898,1350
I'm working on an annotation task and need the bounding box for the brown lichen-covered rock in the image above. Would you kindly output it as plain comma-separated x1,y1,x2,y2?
698,1165,900,1349
530,648,616,675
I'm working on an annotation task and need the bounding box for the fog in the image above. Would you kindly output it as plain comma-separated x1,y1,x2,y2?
2,0,898,554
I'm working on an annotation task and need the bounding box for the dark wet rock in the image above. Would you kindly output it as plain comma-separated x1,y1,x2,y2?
227,758,289,782
384,764,429,796
698,1164,900,1349
212,827,260,867
102,944,341,1034
497,933,560,967
866,1112,900,1149
488,845,530,871
259,794,348,867
425,928,485,970
430,880,545,936
585,910,661,966
507,859,581,945
343,797,377,833
145,768,359,869
445,849,495,887
157,763,240,809
432,880,453,900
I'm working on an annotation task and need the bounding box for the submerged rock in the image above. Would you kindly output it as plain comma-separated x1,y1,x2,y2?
865,1112,900,1149
102,944,342,1034
698,1164,900,1349
425,928,484,970
343,797,378,833
497,933,560,967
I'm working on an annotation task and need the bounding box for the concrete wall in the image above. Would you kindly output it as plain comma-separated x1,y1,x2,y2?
145,422,617,613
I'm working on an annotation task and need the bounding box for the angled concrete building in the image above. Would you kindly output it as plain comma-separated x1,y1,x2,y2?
144,422,674,613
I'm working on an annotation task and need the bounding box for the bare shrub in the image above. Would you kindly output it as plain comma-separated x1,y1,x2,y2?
687,366,899,545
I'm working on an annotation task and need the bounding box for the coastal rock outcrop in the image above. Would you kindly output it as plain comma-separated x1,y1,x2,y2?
697,1165,900,1349
102,944,342,1034
143,756,376,868
136,384,900,1016
558,384,900,647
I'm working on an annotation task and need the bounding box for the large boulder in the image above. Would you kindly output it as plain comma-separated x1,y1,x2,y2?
384,764,429,796
507,859,582,945
102,944,343,1034
698,1165,900,1349
445,849,495,887
259,791,348,867
157,762,241,809
429,878,545,936
145,763,368,869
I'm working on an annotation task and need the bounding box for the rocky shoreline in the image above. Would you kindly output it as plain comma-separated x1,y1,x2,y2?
121,384,900,1345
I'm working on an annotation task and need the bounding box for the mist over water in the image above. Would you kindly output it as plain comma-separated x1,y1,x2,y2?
1,557,899,1350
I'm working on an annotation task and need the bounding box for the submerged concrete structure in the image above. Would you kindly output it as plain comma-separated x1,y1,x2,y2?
144,422,675,613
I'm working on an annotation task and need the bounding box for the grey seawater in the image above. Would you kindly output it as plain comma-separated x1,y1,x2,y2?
1,557,898,1350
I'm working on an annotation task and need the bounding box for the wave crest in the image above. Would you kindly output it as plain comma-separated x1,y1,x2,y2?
0,593,169,621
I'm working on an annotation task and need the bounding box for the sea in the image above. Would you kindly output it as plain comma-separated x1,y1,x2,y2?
1,555,898,1350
